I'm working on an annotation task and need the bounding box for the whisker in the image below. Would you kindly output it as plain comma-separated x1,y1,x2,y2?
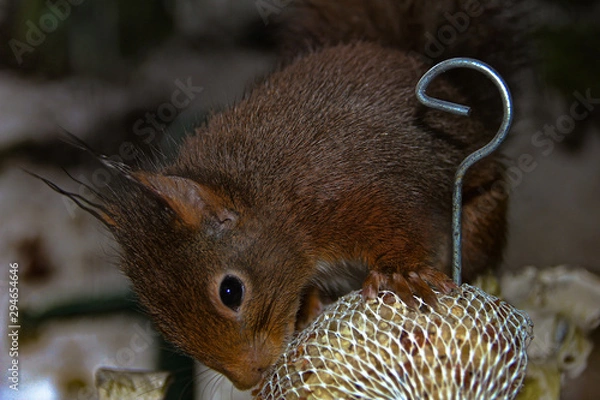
177,375,197,400
58,128,133,177
62,168,108,201
25,170,113,225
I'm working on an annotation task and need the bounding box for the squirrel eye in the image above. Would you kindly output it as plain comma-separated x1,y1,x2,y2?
219,275,245,311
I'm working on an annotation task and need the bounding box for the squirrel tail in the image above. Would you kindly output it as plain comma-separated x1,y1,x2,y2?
279,0,534,71
277,0,536,125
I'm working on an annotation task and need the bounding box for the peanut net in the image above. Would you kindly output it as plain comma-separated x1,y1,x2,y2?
256,284,533,400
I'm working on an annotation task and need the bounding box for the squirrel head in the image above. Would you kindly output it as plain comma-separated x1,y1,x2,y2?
83,171,311,390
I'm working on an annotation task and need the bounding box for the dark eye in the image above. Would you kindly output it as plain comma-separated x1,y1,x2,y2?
219,275,245,311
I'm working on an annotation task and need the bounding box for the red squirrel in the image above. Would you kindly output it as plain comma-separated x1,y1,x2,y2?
50,0,532,391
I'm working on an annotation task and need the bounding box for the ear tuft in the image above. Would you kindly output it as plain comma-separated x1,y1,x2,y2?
133,172,237,230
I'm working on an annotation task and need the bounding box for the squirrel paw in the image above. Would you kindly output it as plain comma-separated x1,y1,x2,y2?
361,267,456,309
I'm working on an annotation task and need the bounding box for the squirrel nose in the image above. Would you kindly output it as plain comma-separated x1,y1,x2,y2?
227,335,285,390
228,348,277,390
228,365,267,390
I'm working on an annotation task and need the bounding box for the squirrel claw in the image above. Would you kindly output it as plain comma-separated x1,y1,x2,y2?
362,267,456,309
417,267,458,294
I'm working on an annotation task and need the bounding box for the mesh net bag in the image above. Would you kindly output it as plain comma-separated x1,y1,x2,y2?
256,284,533,400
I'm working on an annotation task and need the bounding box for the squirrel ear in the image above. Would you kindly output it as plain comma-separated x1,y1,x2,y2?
132,172,238,230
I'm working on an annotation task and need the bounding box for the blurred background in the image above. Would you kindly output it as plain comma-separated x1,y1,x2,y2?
0,0,598,399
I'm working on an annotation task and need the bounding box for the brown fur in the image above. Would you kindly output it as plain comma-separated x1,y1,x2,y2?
56,0,532,390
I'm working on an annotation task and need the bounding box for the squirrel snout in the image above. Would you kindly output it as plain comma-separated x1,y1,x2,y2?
227,361,272,390
226,348,278,390
228,369,263,391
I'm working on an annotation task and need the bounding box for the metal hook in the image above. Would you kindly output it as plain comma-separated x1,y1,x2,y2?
415,58,514,285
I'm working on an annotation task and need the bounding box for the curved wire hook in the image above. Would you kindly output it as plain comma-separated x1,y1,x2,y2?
415,58,514,285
